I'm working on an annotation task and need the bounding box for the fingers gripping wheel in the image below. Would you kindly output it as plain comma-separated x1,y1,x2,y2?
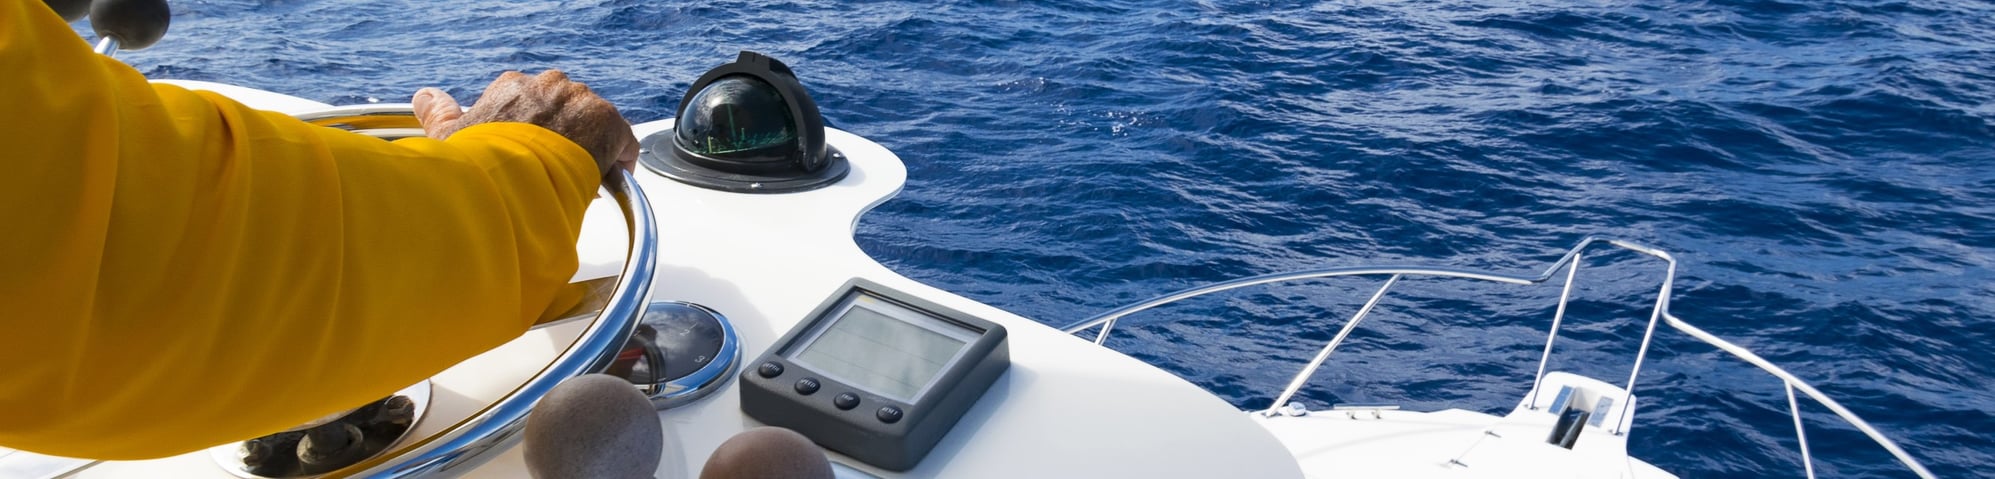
640,51,850,193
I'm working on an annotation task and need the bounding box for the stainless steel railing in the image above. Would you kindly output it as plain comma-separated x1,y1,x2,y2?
1062,236,1935,479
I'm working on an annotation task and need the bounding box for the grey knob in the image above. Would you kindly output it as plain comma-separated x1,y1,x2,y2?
699,427,831,479
524,374,663,479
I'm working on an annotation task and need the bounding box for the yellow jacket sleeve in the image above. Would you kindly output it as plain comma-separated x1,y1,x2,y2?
0,3,603,459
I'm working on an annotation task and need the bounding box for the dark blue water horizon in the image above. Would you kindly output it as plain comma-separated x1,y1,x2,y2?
94,0,1994,476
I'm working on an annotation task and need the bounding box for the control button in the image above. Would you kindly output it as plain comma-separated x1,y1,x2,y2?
757,362,784,378
876,405,903,424
794,377,820,395
833,393,860,410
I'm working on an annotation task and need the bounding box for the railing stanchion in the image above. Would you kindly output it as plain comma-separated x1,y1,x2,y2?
1264,275,1400,415
1528,250,1584,409
1614,257,1674,435
1788,382,1817,479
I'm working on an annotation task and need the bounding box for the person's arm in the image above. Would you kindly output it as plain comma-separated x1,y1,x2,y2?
0,2,615,459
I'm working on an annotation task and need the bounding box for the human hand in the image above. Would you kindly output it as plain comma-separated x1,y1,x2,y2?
413,70,638,177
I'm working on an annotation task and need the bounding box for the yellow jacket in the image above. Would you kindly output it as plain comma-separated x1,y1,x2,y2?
1,2,602,459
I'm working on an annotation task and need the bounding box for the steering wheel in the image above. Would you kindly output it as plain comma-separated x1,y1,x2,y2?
284,105,659,477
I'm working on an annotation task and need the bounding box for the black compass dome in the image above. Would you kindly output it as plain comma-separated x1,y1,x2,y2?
640,51,847,193
674,76,795,164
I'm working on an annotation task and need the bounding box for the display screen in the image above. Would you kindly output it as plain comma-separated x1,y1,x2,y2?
790,294,975,402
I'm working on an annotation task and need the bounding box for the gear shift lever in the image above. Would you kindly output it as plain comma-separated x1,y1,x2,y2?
86,0,170,54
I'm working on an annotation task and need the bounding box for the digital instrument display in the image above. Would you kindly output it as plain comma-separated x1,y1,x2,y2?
740,279,1009,471
789,294,973,402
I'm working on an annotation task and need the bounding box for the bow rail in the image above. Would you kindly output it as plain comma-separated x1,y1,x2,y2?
1062,237,1934,479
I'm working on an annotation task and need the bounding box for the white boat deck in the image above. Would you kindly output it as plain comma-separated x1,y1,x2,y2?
1257,409,1673,479
1252,371,1672,479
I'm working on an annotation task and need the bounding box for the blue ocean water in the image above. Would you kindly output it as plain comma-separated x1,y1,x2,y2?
95,0,1991,476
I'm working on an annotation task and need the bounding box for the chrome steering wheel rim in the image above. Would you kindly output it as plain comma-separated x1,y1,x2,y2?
292,104,658,478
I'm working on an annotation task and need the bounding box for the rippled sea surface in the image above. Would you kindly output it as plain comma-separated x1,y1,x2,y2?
103,0,1992,476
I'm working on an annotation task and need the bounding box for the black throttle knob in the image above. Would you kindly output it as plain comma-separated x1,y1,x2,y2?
88,0,171,50
297,422,369,467
43,0,89,22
